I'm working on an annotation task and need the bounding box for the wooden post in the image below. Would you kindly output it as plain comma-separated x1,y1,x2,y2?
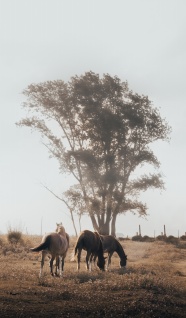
139,225,141,236
164,225,166,237
41,217,43,236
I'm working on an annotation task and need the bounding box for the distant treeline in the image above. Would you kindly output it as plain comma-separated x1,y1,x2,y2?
118,234,186,244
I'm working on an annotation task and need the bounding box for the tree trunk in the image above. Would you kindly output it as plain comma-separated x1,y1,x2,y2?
69,209,78,236
89,213,99,232
91,217,110,235
111,213,117,237
98,221,110,235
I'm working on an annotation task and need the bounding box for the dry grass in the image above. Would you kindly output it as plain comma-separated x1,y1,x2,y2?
0,235,186,317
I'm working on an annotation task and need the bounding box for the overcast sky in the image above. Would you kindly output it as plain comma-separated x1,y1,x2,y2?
0,0,186,237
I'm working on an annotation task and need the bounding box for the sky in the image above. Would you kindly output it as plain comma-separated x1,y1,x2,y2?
0,0,186,237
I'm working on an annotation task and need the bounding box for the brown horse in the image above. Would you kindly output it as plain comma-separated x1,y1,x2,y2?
55,223,70,273
74,230,105,271
94,235,127,269
30,223,69,277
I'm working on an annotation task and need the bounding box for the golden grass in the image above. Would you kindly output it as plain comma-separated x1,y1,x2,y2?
0,235,186,317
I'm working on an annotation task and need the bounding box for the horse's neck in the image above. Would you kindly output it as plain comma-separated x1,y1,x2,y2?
116,241,126,259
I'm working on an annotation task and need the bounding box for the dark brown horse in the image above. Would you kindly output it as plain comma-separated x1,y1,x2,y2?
95,235,127,269
74,230,105,271
30,224,69,277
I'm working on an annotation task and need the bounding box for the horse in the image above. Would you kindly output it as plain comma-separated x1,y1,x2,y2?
74,230,105,271
54,223,70,273
30,223,69,277
94,235,127,269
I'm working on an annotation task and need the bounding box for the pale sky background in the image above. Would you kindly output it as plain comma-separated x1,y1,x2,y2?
0,0,186,237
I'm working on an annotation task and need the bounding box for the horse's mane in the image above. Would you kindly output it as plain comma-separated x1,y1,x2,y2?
93,231,104,256
94,231,100,238
115,238,126,259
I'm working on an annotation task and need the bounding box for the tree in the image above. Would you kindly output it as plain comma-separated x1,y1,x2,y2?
17,71,171,235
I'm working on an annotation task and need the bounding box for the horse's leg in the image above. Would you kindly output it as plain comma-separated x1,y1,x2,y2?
77,249,81,271
107,252,113,269
90,253,96,271
93,254,97,268
50,256,55,276
86,251,91,271
62,256,65,272
55,256,59,276
39,251,45,278
58,256,62,277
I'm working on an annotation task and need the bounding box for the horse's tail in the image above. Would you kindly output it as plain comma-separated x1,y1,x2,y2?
30,236,51,252
70,233,84,263
74,233,84,256
66,233,70,248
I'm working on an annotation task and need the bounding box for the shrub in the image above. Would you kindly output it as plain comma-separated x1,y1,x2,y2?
155,235,166,241
7,230,23,244
165,235,179,244
142,235,155,242
0,237,3,246
180,235,186,241
131,235,154,242
132,235,142,242
118,237,130,241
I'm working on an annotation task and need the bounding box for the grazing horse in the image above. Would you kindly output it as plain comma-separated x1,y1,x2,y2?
94,235,127,269
74,230,105,271
30,223,69,277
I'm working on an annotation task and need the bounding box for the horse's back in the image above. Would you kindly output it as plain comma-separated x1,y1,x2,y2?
101,235,118,252
75,230,100,253
39,232,68,255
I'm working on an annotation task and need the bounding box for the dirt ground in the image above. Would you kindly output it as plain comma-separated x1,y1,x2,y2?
0,237,186,317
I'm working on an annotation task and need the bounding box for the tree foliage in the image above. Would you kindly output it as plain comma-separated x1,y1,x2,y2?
17,71,171,235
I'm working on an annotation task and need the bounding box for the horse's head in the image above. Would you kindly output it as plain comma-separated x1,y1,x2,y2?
56,222,63,228
96,237,106,271
120,254,127,267
56,223,66,236
97,256,106,271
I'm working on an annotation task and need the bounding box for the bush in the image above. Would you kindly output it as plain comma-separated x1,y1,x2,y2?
7,230,23,244
118,237,130,241
131,235,154,242
165,235,179,244
180,235,186,241
156,235,166,241
0,237,3,246
142,235,155,242
132,235,143,242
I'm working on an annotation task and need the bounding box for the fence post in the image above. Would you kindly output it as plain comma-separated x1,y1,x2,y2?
164,225,166,237
139,225,141,236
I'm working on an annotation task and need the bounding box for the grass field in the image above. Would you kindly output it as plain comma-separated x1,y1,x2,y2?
0,234,186,317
